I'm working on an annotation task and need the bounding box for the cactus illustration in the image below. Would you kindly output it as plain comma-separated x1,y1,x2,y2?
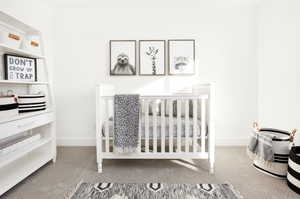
146,46,159,75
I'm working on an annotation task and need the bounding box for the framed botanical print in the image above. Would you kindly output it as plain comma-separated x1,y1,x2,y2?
168,40,195,75
139,40,166,76
110,40,136,76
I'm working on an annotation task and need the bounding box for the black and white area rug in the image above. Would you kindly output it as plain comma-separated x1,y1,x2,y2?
67,182,243,199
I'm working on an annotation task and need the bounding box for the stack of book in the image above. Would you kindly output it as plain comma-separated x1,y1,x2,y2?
0,96,18,120
18,94,46,113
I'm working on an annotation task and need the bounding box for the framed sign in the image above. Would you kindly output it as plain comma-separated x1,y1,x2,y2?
139,40,165,76
168,40,195,75
110,40,136,76
4,54,37,82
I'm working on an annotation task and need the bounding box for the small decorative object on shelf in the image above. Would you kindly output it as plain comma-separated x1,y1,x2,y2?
3,54,37,82
287,146,300,194
139,40,166,76
18,93,46,113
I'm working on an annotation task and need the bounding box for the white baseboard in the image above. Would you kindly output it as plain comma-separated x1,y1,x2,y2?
57,137,248,147
57,138,96,146
216,138,248,146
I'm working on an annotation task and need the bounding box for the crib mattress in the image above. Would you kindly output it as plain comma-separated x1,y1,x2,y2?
102,116,207,138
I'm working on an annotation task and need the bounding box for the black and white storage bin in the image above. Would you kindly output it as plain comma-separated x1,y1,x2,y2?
18,94,46,113
287,146,300,194
0,95,18,120
253,128,293,179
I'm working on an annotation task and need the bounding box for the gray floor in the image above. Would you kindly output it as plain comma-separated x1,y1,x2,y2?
2,147,299,199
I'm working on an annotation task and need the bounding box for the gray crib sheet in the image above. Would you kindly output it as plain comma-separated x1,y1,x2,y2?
102,116,208,138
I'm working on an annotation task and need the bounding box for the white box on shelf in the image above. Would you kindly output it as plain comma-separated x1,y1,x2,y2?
21,35,41,55
0,25,22,49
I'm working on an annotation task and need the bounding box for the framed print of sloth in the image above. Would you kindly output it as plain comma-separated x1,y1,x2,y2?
110,40,136,76
168,40,195,75
139,40,166,76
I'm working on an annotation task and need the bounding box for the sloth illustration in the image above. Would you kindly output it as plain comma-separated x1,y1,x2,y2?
112,53,135,75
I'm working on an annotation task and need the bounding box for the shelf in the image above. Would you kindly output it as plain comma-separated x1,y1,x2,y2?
0,43,44,59
0,80,49,85
0,137,52,168
0,145,52,195
0,109,53,124
0,11,40,34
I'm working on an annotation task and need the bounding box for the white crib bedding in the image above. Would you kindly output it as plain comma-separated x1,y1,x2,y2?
101,116,207,138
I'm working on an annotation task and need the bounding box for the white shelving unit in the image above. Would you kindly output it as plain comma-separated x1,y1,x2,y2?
0,11,56,196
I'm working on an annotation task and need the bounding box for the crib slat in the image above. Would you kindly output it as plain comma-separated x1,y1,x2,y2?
177,100,181,152
161,100,165,153
169,99,173,153
201,99,206,153
145,100,150,153
193,100,198,152
105,99,110,153
153,101,158,153
185,100,189,152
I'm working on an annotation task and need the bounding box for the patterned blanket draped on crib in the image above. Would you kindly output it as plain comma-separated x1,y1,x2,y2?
113,94,140,153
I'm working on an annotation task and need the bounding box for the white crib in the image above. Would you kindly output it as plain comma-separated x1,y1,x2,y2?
96,83,215,174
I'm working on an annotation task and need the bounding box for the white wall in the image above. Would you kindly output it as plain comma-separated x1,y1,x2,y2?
258,0,300,144
53,0,258,146
2,0,298,147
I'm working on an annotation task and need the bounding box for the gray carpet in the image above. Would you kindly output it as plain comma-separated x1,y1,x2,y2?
2,147,299,199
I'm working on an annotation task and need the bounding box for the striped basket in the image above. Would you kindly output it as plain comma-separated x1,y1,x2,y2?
252,124,297,179
287,146,300,194
18,94,46,113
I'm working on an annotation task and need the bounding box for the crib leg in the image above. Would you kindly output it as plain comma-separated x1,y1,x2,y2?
209,159,214,174
98,159,103,173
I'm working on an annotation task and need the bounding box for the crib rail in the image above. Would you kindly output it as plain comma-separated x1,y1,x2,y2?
101,95,208,100
99,95,208,155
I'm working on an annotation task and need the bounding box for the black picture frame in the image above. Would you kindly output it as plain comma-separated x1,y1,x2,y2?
110,40,137,76
3,54,37,82
168,39,195,76
139,40,166,76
